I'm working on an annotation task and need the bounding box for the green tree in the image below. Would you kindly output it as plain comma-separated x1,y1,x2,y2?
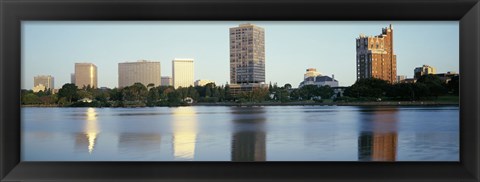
123,83,148,101
109,88,123,101
146,87,159,106
416,74,447,98
284,83,292,90
344,78,390,99
317,85,334,100
447,75,459,95
58,83,79,102
22,93,41,105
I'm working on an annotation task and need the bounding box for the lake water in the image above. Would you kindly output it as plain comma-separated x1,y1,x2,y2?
21,106,459,161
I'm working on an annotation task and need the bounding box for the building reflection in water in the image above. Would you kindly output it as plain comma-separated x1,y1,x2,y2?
74,108,100,154
230,107,267,162
118,133,161,153
171,107,197,160
358,107,398,161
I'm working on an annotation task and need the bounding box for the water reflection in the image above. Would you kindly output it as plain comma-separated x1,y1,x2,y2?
171,107,198,160
118,133,162,153
358,107,398,161
75,108,100,154
230,107,267,162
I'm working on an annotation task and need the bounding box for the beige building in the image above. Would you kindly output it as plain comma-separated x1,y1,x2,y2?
194,79,215,87
75,63,97,88
414,65,436,79
161,76,173,86
229,23,265,84
396,75,406,83
304,68,321,79
118,60,161,88
172,58,194,89
33,75,54,92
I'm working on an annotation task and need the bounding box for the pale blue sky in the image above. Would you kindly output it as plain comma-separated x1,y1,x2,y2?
22,21,459,89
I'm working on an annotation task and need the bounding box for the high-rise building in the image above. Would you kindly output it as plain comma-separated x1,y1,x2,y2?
172,58,194,89
414,65,436,79
356,24,397,83
229,23,265,84
75,63,97,88
33,75,54,92
118,60,161,88
161,76,173,86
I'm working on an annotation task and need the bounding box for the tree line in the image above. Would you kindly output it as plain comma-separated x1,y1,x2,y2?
341,74,459,102
21,74,459,107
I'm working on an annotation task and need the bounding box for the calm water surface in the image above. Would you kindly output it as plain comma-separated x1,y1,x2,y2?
22,106,459,161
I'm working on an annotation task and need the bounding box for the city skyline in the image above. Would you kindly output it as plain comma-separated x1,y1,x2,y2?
22,21,459,89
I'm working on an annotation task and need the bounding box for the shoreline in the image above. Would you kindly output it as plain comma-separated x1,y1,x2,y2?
21,101,459,107
193,101,458,107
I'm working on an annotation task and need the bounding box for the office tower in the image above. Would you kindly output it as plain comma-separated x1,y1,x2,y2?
75,63,97,88
161,76,173,86
33,75,54,92
414,65,436,79
172,58,194,89
229,23,265,84
118,60,161,88
194,79,215,87
356,24,397,83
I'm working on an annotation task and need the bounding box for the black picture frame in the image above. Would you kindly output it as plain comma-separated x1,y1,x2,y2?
1,0,478,181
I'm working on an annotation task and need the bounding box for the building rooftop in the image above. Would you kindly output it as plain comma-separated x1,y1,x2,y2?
315,75,338,82
173,58,194,61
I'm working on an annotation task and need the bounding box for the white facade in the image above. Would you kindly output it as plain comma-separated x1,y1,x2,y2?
194,79,215,87
299,75,339,88
118,60,161,88
172,58,194,89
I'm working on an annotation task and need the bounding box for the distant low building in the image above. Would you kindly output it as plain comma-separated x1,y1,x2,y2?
402,78,417,83
299,74,339,88
195,79,215,87
435,71,459,83
161,76,173,86
414,65,436,79
332,86,347,99
396,75,406,83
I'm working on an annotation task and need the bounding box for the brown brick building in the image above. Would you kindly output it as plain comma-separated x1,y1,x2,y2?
356,24,397,83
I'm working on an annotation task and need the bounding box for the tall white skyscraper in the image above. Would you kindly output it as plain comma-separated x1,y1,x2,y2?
118,60,161,88
172,58,194,89
75,63,97,88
